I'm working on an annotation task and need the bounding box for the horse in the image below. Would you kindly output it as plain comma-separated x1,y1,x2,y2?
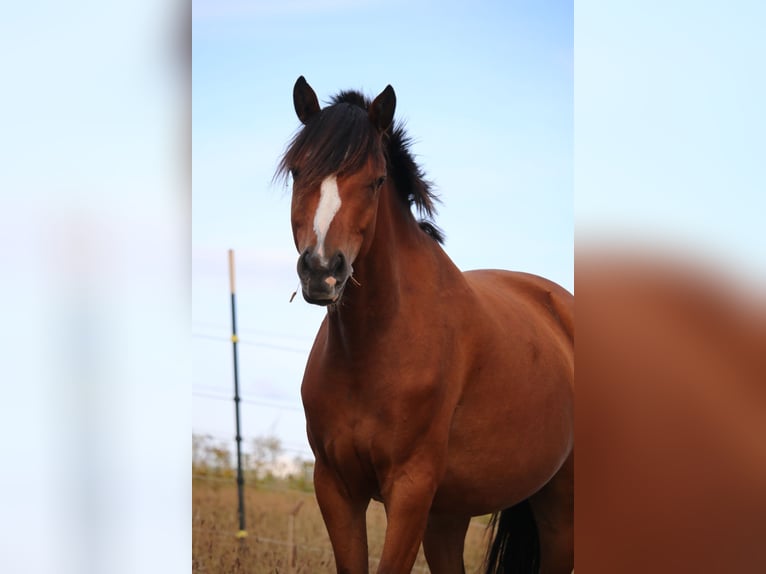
276,76,574,574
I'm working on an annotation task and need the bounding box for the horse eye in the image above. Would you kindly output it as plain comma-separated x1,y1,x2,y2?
373,176,386,190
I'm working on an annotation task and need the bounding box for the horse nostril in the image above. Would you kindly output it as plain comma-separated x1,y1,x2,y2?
329,252,346,276
298,249,313,275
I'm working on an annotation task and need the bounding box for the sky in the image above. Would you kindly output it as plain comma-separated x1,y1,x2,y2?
192,1,574,459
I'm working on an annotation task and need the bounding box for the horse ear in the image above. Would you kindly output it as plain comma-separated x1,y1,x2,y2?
369,85,396,132
293,76,320,124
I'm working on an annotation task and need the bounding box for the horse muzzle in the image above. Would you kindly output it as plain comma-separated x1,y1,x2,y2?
297,248,351,306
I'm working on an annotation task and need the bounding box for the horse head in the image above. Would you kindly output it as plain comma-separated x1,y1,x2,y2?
285,76,395,306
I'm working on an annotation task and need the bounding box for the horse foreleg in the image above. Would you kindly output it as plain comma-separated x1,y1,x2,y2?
422,512,470,574
376,468,439,574
314,461,371,574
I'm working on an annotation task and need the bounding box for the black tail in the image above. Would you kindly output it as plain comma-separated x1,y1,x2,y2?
485,499,540,574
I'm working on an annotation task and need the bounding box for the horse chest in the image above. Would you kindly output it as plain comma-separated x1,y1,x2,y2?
304,400,384,491
304,377,431,484
305,389,392,453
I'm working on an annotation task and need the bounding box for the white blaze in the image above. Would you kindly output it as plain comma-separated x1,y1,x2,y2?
313,175,341,259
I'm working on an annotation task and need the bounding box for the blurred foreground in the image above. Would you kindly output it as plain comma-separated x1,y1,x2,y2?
575,246,766,573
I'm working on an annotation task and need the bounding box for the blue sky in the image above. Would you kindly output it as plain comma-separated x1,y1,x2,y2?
192,1,574,455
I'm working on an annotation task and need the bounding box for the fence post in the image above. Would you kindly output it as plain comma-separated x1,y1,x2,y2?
286,501,304,573
229,249,247,539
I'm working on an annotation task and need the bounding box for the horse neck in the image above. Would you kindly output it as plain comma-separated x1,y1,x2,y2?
327,184,460,345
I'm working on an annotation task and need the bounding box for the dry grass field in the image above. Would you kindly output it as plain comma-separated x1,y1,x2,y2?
192,477,492,573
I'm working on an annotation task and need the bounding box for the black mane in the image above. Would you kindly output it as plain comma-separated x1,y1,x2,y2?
276,88,443,243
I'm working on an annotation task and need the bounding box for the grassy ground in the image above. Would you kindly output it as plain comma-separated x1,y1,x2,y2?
192,476,491,573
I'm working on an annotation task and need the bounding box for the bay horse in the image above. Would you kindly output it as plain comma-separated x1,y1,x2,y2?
277,76,574,574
